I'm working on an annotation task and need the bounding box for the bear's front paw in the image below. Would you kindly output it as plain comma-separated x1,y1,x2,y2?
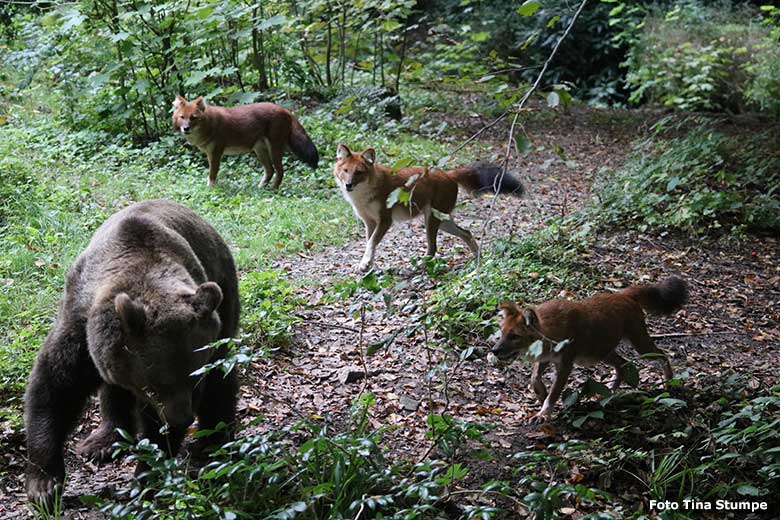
27,475,61,514
78,426,122,463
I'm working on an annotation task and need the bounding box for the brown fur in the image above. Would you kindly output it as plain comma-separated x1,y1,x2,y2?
24,200,240,511
172,96,318,188
333,144,523,271
492,277,687,422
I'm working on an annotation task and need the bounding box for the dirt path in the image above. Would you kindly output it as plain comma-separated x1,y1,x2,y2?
3,108,778,518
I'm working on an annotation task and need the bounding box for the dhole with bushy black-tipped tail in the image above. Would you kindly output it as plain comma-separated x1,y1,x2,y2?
333,144,524,271
172,96,318,188
491,277,688,423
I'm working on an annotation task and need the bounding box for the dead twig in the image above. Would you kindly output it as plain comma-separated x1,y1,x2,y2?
651,331,742,339
474,0,590,271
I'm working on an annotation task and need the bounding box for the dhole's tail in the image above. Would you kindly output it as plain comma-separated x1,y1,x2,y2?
289,116,319,169
449,162,525,197
622,277,688,315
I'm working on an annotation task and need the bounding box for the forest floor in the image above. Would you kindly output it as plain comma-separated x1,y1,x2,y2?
2,107,779,518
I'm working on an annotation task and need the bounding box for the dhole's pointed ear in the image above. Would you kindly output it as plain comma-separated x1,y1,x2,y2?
336,144,352,161
523,309,538,328
361,147,376,165
499,301,520,318
173,95,186,109
194,96,206,111
115,293,146,335
192,282,223,319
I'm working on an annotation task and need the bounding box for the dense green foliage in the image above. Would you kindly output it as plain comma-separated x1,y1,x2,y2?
615,0,780,113
3,0,418,140
88,393,498,520
592,117,780,234
428,222,596,345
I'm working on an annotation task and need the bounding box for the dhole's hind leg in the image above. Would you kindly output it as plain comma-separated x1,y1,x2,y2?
531,361,548,403
604,352,627,391
254,144,274,188
628,320,673,381
424,212,441,257
270,142,285,189
439,218,479,256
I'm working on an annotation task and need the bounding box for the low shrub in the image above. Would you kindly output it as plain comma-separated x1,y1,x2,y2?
592,118,780,234
428,221,596,346
91,393,472,520
622,1,770,112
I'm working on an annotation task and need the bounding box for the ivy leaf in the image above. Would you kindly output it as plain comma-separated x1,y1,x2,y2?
622,361,640,388
514,134,532,155
256,14,286,31
736,484,761,496
527,340,544,360
386,187,411,208
517,1,542,17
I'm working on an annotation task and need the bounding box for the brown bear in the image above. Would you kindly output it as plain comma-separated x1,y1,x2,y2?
24,199,240,510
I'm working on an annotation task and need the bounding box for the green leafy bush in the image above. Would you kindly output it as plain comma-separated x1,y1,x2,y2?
429,221,595,346
623,1,770,112
593,118,780,233
746,6,780,117
93,394,467,520
240,270,304,346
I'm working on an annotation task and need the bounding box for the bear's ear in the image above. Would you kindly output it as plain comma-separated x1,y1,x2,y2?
361,147,376,165
192,282,223,319
115,293,146,335
336,144,352,161
499,301,520,318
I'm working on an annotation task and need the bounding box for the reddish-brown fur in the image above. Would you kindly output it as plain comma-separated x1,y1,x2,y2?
172,96,318,188
333,144,523,271
492,277,687,422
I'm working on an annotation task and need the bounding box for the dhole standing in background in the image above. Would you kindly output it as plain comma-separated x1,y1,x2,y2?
333,144,524,272
491,277,688,423
172,96,319,188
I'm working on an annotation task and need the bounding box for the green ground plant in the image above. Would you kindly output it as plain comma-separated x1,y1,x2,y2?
88,392,471,520
620,0,772,112
429,218,597,346
591,117,780,234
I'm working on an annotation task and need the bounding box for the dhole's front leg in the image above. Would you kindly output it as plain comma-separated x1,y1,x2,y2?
360,217,391,272
530,361,548,403
363,219,377,241
206,146,224,187
531,360,573,424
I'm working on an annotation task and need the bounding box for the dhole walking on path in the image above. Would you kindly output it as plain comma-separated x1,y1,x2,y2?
172,96,319,188
333,144,525,272
492,277,688,423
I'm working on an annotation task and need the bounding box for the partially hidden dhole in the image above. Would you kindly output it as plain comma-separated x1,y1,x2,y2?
172,95,319,188
492,277,688,423
24,199,240,510
333,144,525,271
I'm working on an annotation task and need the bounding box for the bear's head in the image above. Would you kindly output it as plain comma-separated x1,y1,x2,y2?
88,282,224,430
